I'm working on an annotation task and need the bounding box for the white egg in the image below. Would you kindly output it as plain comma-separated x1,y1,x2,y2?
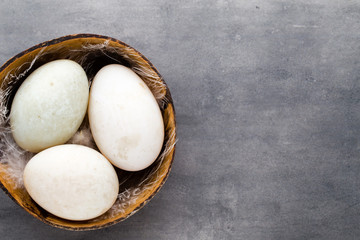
88,65,164,171
23,144,119,221
10,59,89,153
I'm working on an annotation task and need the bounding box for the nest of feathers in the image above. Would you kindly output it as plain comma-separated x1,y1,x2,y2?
0,38,176,222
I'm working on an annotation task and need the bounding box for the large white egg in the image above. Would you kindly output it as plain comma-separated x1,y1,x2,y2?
23,144,119,221
88,65,164,171
10,59,89,152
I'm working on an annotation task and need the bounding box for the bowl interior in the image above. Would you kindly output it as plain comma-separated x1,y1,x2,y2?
0,34,176,230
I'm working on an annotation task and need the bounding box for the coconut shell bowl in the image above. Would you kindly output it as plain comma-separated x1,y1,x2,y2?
0,34,176,230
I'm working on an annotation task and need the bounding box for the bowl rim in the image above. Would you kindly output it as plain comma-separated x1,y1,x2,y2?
0,33,176,231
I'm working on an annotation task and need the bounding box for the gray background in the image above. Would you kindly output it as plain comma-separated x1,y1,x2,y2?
0,0,360,239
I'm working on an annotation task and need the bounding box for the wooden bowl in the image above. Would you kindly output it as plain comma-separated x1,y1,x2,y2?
0,34,176,230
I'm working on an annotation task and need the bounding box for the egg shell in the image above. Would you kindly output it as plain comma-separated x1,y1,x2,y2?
23,144,119,221
88,64,164,171
10,59,89,153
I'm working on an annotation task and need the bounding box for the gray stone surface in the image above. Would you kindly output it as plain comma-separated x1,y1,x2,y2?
0,0,360,239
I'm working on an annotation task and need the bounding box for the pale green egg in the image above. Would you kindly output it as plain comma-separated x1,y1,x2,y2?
10,59,89,152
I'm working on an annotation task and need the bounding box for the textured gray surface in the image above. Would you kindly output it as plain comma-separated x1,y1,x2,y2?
0,0,360,239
